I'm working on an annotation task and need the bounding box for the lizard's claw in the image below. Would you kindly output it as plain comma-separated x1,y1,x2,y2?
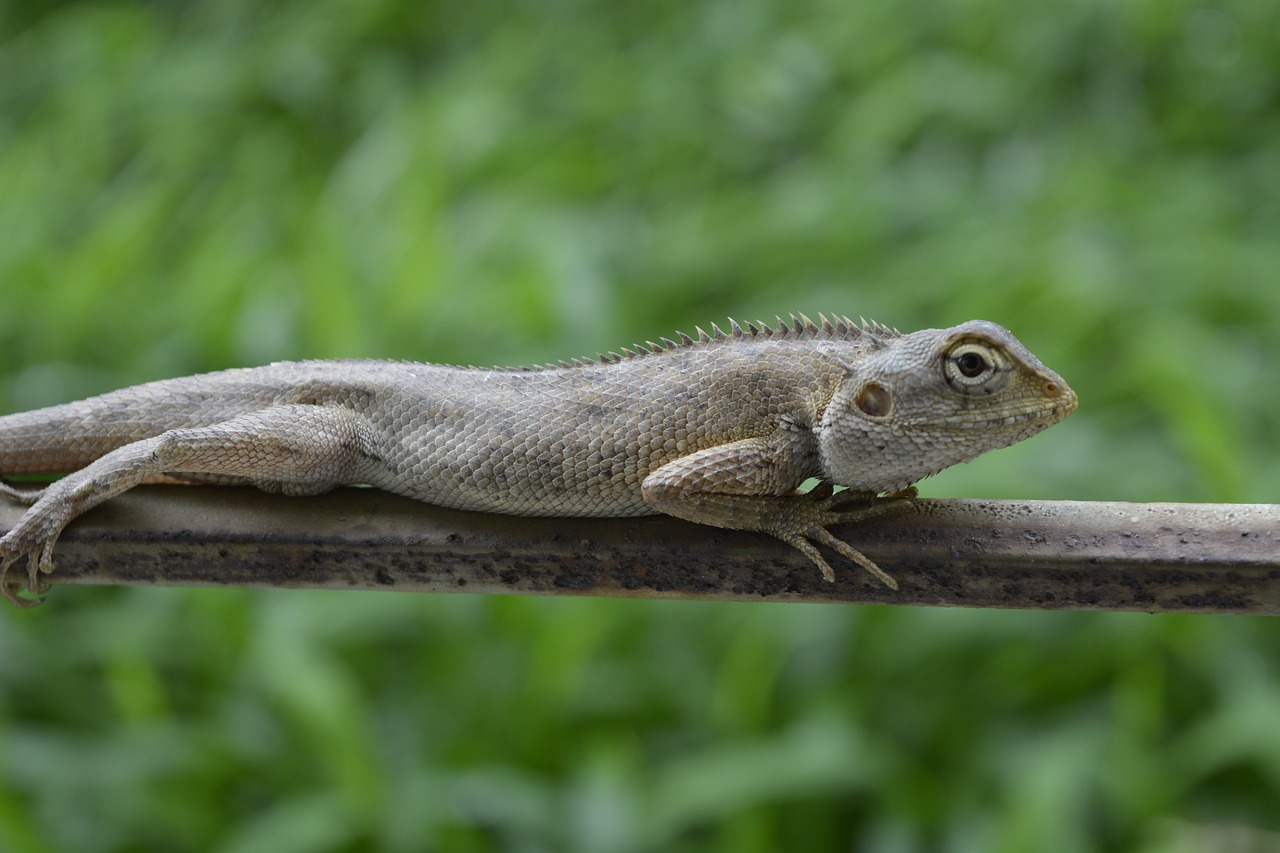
1,558,47,608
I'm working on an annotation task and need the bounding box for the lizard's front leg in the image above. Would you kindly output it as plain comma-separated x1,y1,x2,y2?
0,404,380,606
640,434,911,588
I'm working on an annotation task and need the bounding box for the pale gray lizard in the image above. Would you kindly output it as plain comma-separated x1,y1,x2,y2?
0,314,1077,605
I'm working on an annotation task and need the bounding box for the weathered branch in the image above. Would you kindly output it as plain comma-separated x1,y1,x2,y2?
3,487,1278,614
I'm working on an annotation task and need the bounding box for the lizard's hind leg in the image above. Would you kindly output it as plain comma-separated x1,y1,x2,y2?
0,404,382,605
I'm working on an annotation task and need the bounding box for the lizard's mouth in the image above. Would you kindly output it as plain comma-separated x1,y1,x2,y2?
913,397,1078,431
974,382,1078,429
993,400,1077,426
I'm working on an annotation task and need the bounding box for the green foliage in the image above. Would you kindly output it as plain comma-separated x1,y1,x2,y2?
1,0,1279,849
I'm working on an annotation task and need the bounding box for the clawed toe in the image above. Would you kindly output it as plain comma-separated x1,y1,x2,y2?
0,556,45,608
829,495,914,523
804,482,878,518
2,580,45,608
0,535,56,608
805,482,915,519
784,534,838,583
786,483,917,588
808,527,898,589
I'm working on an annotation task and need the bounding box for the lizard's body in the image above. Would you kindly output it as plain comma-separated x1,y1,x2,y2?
0,315,1077,604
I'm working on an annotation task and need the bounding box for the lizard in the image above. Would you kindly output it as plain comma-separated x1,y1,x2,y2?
0,314,1077,606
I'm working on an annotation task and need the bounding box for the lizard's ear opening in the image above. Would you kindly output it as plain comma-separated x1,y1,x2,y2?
855,381,893,418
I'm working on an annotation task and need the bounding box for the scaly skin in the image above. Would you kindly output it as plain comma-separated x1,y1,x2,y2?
0,314,1077,605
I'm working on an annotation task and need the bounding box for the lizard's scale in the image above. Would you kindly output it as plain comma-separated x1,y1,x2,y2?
0,314,1077,605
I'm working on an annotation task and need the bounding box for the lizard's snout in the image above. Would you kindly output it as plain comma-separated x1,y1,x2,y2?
1038,369,1078,419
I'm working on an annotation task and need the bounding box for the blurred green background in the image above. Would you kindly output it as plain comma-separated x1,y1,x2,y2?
2,0,1279,850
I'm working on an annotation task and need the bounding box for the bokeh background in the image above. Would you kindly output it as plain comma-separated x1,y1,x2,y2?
2,1,1279,850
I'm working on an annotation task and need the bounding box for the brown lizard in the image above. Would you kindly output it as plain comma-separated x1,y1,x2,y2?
0,314,1076,605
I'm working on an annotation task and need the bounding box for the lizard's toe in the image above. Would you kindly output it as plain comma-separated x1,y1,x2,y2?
0,529,56,608
3,581,45,608
28,550,42,592
823,494,915,525
0,552,44,608
784,525,898,589
783,534,837,583
805,482,916,522
37,538,56,577
808,527,898,589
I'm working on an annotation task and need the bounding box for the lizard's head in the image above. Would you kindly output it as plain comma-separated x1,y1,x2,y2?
816,320,1077,493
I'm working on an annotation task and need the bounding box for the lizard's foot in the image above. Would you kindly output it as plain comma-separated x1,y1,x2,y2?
0,530,58,608
775,482,915,588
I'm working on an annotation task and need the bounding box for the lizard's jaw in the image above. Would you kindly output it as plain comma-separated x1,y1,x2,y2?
820,378,1078,494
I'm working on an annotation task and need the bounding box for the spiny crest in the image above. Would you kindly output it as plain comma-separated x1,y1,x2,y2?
580,313,899,367
509,314,900,369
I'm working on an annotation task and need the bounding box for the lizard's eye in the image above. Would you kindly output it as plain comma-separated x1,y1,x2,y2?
956,352,987,377
943,340,1005,391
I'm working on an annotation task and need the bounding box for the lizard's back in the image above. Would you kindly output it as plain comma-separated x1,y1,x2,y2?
363,333,845,516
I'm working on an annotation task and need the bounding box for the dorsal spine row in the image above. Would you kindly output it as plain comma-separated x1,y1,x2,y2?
545,313,900,369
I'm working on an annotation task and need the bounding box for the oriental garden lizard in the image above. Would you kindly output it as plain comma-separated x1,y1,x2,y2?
0,314,1077,605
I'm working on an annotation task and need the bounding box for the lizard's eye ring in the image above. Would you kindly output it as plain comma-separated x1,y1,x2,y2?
943,341,1004,391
